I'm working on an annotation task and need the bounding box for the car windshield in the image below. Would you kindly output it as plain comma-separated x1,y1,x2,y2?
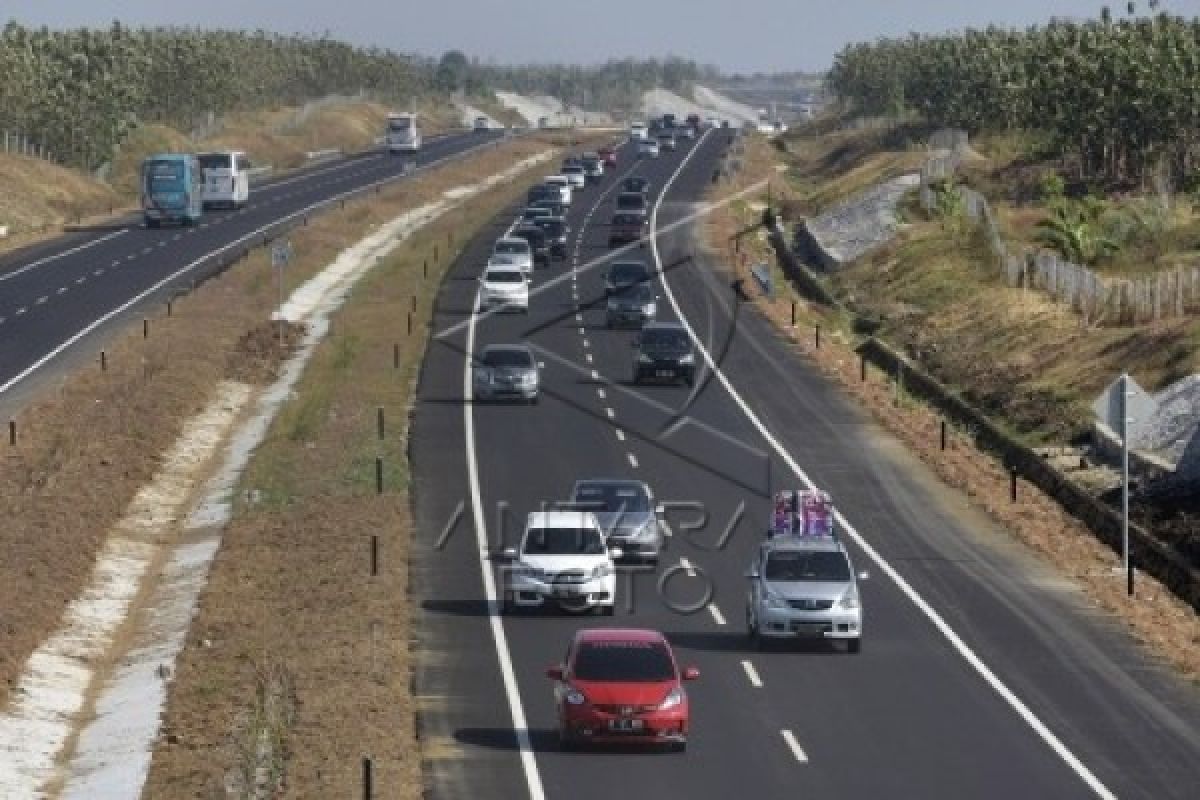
617,194,646,211
389,117,412,131
495,241,529,255
573,641,675,682
197,154,232,171
573,484,651,513
611,263,648,282
765,551,852,582
145,161,184,183
610,286,654,306
482,349,533,368
524,527,605,555
485,270,524,284
641,329,690,350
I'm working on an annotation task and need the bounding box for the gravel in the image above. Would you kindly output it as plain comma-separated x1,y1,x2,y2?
804,174,920,267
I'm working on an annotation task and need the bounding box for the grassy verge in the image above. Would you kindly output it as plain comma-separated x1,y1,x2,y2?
705,130,1200,684
140,136,601,796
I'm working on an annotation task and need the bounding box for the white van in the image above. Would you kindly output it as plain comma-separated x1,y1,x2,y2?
197,151,251,210
386,112,421,153
543,175,572,206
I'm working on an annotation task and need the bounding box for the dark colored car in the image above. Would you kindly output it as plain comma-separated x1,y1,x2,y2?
532,200,568,218
686,113,701,130
598,146,618,166
533,216,569,260
604,260,651,296
581,155,603,182
656,133,676,151
621,176,650,195
609,212,647,247
528,184,558,205
631,322,695,386
570,479,665,561
615,192,648,216
605,283,658,330
511,224,550,266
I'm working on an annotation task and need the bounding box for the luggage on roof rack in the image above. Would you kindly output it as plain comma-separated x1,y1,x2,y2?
768,489,837,539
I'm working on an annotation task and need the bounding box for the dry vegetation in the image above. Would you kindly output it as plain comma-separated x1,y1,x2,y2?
140,138,575,797
0,136,565,790
705,129,1200,684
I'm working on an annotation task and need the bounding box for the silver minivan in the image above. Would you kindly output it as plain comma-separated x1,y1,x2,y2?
197,150,251,210
745,532,867,652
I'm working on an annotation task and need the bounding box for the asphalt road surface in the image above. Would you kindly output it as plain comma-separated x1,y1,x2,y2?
411,129,1200,799
0,129,504,411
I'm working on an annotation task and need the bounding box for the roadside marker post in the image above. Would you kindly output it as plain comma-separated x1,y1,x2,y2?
271,240,293,348
377,406,385,440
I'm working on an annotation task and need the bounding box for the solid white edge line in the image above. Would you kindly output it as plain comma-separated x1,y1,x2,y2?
706,603,727,626
0,134,496,400
0,229,128,283
463,287,546,800
627,452,639,469
652,131,1116,800
741,660,763,688
781,730,809,763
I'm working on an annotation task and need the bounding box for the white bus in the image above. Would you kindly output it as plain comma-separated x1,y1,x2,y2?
197,150,251,209
385,112,421,154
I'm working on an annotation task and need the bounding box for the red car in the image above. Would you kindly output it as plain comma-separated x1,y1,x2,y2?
598,146,618,167
546,628,698,751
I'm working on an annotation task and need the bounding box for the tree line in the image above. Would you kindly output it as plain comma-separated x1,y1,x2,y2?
826,4,1200,185
0,21,439,170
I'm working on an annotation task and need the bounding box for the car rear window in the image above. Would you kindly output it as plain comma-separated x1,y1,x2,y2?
573,641,675,682
573,484,651,513
612,214,643,226
641,329,690,350
764,551,851,582
495,241,530,255
198,154,232,171
611,263,649,281
524,527,605,555
616,194,647,211
485,270,525,284
482,349,533,368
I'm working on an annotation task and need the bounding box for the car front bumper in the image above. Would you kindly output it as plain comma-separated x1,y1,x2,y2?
505,575,615,607
561,705,688,744
756,606,862,639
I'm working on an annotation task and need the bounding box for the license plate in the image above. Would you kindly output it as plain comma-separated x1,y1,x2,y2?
608,719,644,732
791,622,828,635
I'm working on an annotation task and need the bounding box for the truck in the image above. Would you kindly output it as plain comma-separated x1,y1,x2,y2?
385,112,421,154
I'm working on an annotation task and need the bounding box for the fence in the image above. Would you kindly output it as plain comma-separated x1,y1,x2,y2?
2,131,53,163
919,130,1200,325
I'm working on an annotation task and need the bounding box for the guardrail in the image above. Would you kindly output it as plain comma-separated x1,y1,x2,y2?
245,165,274,185
304,148,342,162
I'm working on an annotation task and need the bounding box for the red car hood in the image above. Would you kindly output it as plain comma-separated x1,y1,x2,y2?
572,679,676,707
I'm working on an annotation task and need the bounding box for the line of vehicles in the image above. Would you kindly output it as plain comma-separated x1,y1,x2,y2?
472,124,868,752
139,150,253,227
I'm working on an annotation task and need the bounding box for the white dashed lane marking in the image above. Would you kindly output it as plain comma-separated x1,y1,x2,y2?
585,354,593,364
597,389,606,400
627,453,639,469
605,407,615,419
94,269,104,276
16,308,27,315
741,660,763,688
781,730,809,763
35,296,47,305
614,429,625,442
706,604,727,626
56,287,67,295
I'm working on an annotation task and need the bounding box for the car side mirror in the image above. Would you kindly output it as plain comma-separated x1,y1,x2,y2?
491,547,518,562
682,667,700,681
546,665,564,681
608,547,624,560
858,570,870,581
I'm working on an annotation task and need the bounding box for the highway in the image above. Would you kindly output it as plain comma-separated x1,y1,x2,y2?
411,130,1200,798
0,129,504,409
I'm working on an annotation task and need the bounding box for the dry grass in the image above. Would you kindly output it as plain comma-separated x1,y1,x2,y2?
705,135,1200,685
139,139,570,798
0,135,555,725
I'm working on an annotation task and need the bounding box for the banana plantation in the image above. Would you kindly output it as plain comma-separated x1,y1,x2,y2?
827,5,1200,185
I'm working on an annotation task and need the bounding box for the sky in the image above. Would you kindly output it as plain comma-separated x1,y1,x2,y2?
1,0,1185,73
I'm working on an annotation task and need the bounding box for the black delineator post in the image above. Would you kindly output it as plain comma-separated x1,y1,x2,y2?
790,302,796,327
407,313,413,336
940,420,947,451
814,324,821,349
860,353,866,382
370,535,379,577
393,343,400,369
362,757,373,800
8,419,15,446
375,457,384,494
143,319,149,338
100,351,107,371
411,295,417,313
1010,467,1018,503
377,406,385,440
423,259,428,279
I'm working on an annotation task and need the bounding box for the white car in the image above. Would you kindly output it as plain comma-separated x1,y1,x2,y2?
499,510,620,614
473,116,490,132
561,165,586,189
637,138,660,158
479,265,529,313
543,175,573,206
630,122,648,140
492,238,534,276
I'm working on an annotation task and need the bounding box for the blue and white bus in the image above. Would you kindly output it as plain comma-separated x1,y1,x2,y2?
141,153,203,227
